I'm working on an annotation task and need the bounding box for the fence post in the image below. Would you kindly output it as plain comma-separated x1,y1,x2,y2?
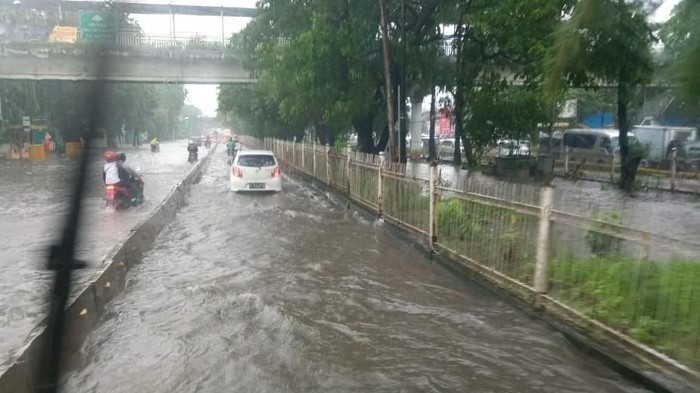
610,157,615,183
564,147,570,173
346,150,352,199
534,185,554,294
378,152,385,216
671,149,677,192
429,161,439,249
313,140,317,179
301,140,306,173
326,145,331,185
292,137,296,170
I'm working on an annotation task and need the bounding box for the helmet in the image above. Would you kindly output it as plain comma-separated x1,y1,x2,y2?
117,152,126,162
104,151,117,162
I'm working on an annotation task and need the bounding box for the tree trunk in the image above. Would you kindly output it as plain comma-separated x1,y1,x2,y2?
352,113,376,153
409,93,423,162
617,82,640,192
453,90,463,165
377,124,390,153
428,86,437,161
316,123,335,147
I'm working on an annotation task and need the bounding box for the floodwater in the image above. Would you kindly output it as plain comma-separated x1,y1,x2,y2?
0,141,209,362
61,148,651,393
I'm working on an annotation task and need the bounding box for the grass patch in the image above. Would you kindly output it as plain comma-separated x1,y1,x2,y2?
549,256,700,369
437,197,537,283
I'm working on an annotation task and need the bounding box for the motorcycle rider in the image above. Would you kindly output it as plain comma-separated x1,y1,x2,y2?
117,152,144,203
103,151,135,203
150,137,159,152
225,137,235,157
187,141,199,162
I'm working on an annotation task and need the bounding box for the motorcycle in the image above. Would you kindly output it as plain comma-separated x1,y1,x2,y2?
188,151,198,164
150,142,160,153
105,176,145,210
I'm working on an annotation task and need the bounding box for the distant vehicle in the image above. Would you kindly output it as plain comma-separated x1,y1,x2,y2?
485,139,531,163
230,150,282,192
437,138,464,161
631,125,697,167
539,129,647,166
188,137,202,147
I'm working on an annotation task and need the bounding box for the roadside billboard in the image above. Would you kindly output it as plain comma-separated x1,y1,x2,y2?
48,26,78,43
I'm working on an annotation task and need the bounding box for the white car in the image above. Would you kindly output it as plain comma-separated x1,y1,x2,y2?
230,150,282,192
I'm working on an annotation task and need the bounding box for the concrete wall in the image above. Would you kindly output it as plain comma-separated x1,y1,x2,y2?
0,147,213,393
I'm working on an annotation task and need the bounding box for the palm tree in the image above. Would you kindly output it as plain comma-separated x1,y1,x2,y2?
544,0,656,192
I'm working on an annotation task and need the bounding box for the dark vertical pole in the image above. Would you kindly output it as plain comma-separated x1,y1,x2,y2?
428,86,437,160
379,0,396,162
401,0,407,163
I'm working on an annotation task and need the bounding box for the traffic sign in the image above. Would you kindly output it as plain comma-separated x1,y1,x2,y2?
22,116,30,127
79,10,116,41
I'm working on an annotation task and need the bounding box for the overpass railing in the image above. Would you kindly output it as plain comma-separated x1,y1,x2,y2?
244,136,700,389
112,31,228,50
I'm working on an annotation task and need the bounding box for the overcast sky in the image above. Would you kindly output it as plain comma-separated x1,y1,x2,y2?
130,0,683,117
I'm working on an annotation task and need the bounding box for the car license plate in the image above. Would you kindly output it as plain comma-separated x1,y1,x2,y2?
249,183,265,189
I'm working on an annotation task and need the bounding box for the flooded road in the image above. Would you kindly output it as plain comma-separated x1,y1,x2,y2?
0,141,209,361
62,149,650,392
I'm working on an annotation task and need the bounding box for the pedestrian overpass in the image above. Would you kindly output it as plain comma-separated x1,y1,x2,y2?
0,41,253,84
0,0,257,84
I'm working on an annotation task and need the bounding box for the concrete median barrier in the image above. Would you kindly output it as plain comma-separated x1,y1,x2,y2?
0,146,216,393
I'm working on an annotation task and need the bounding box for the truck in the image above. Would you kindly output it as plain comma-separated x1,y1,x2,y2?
630,125,697,168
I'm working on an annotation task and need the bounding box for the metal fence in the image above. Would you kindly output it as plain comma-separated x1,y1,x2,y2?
253,136,700,386
113,31,227,50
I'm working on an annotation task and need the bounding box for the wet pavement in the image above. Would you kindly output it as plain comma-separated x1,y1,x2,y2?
0,140,210,362
61,148,652,393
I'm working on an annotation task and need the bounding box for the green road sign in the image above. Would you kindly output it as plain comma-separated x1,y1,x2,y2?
79,10,116,41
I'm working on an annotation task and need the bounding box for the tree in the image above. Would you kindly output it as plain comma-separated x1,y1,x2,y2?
544,0,656,191
661,0,700,107
446,0,572,166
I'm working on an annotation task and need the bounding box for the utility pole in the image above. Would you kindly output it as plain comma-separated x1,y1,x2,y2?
378,0,396,163
401,0,406,163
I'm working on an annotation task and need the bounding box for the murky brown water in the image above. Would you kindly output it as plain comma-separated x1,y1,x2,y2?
60,149,651,393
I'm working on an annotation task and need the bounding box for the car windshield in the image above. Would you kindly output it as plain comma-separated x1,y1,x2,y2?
5,1,700,392
238,154,276,167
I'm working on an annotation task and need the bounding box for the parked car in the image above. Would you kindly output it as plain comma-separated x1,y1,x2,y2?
484,139,531,164
230,150,282,192
437,138,464,161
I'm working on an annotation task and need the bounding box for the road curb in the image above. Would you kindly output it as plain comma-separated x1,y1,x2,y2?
0,145,216,393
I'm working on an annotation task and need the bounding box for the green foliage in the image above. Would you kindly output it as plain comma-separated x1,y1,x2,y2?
383,177,430,231
549,256,700,368
1,81,189,143
437,197,537,282
661,0,700,106
584,211,623,256
449,0,570,162
544,0,655,100
465,73,548,157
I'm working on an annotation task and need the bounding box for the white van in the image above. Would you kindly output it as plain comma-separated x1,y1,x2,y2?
561,128,633,165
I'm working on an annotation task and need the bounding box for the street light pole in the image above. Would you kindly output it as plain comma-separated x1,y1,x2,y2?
378,0,396,162
401,0,406,163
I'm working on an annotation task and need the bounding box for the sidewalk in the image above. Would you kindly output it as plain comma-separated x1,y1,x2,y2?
0,140,211,361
